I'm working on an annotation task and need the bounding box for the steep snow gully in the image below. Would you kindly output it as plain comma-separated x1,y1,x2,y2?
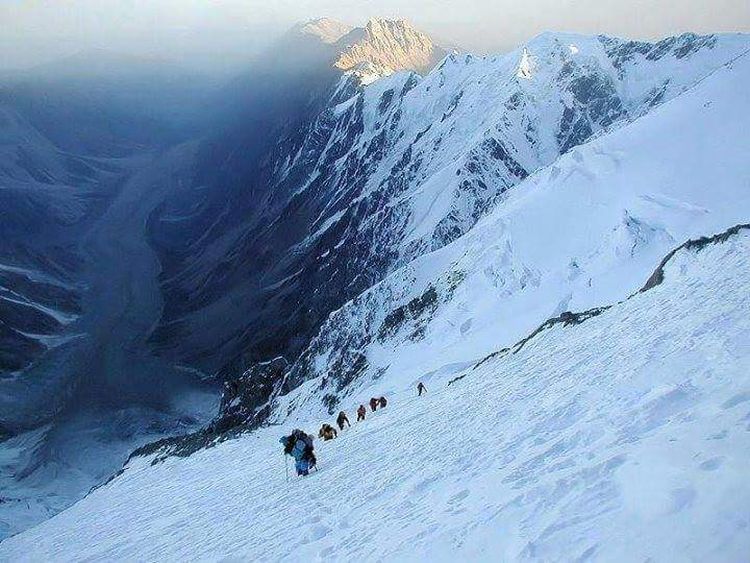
2,225,748,561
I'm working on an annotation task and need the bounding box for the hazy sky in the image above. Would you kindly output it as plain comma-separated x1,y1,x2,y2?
2,0,749,72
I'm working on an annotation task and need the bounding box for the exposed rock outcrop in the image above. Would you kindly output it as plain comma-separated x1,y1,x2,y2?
335,18,448,76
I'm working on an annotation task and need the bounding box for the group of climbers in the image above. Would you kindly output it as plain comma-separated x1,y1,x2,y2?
280,382,427,476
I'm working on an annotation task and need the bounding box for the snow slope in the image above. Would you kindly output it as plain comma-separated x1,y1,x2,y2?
2,224,748,561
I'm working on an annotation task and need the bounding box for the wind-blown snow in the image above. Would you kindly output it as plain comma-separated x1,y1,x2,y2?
2,228,748,561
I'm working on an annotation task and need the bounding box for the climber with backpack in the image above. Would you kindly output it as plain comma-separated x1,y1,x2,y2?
369,397,379,412
336,411,351,431
357,404,367,421
280,429,316,476
318,423,338,441
378,396,388,409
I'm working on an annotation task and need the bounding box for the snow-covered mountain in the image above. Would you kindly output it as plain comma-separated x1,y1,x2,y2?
334,18,448,78
276,43,750,422
2,16,749,553
144,18,455,377
146,28,749,415
133,30,750,455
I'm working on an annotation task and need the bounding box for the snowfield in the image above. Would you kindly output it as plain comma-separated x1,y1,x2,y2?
1,228,749,561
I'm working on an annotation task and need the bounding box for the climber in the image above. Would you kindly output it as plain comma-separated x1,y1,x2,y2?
318,423,338,441
378,396,388,409
336,411,351,431
357,404,367,422
417,382,427,396
280,429,316,476
369,397,379,412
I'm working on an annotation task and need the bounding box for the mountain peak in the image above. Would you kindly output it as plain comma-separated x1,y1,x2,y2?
364,17,413,33
334,17,447,76
293,17,352,44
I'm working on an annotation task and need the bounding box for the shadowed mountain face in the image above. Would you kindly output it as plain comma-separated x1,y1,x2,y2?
0,17,450,538
0,54,220,538
145,18,454,377
0,51,217,422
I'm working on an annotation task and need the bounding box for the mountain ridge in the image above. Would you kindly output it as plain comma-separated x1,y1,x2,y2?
146,29,749,388
334,17,449,78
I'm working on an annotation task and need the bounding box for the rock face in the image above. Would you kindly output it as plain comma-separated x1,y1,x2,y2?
216,357,289,431
334,18,448,77
127,357,289,462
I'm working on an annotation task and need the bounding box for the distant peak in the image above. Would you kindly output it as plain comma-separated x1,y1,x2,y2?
364,17,413,31
334,17,446,78
294,17,352,44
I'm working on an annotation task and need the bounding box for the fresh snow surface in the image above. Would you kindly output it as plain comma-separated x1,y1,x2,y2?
1,229,748,561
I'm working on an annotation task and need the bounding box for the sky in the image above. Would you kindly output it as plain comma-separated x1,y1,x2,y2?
1,0,749,72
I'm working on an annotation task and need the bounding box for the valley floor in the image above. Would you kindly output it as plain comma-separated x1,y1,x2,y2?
1,229,748,561
0,149,217,539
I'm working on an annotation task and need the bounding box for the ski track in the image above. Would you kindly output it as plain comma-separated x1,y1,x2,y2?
2,233,749,561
